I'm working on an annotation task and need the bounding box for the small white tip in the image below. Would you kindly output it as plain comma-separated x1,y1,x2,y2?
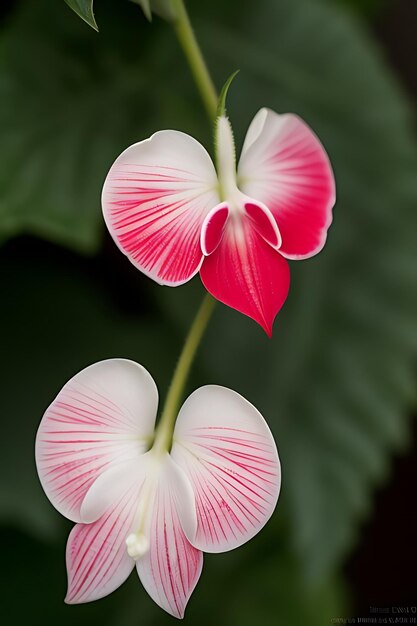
126,533,149,560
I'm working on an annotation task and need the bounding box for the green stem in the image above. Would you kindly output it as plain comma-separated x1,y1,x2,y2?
151,1,218,453
171,0,218,120
153,294,216,453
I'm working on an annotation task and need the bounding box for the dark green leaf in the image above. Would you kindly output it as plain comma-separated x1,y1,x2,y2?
64,0,98,31
158,0,417,583
214,0,417,581
0,0,193,252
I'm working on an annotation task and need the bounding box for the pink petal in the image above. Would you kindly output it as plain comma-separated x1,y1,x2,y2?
65,460,144,603
200,203,229,256
35,359,158,522
171,386,281,553
102,131,220,285
136,454,203,619
199,216,290,335
238,108,335,259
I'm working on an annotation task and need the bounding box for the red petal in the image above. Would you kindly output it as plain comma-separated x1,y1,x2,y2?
238,109,335,259
244,200,281,248
200,217,290,335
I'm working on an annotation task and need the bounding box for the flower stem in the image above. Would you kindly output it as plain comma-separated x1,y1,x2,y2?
153,294,216,453
152,2,218,452
171,0,218,120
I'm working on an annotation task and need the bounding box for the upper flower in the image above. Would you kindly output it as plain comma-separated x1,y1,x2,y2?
35,359,280,618
102,109,335,334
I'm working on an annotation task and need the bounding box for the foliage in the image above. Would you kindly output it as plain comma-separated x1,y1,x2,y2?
64,0,98,30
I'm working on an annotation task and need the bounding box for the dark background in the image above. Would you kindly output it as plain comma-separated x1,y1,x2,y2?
1,0,416,624
346,0,417,612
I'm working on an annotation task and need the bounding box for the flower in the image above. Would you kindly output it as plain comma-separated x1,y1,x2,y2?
102,109,335,335
35,359,280,618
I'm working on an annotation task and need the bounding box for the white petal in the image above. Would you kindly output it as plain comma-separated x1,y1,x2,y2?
35,359,158,522
102,131,220,285
240,108,269,153
80,458,145,523
136,453,202,619
65,460,143,603
171,386,281,553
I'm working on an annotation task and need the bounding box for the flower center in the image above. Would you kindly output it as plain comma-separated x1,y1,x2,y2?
213,115,283,252
124,452,163,561
126,532,149,560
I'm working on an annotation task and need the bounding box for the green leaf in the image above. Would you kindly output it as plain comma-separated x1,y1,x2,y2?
0,0,188,252
64,0,98,31
216,0,417,580
157,0,417,583
223,546,345,626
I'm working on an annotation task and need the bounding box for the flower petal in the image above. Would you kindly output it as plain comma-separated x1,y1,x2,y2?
238,108,335,259
102,131,220,285
243,199,281,249
80,458,145,524
200,203,229,256
200,216,290,335
65,460,144,603
35,359,158,522
136,453,203,619
171,386,280,553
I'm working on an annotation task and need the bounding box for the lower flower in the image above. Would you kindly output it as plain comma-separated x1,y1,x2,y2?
35,359,281,618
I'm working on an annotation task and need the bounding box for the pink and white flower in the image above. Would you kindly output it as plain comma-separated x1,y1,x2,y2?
35,359,280,618
102,109,335,335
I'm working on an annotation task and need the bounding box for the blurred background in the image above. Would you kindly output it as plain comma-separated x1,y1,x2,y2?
1,0,416,623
